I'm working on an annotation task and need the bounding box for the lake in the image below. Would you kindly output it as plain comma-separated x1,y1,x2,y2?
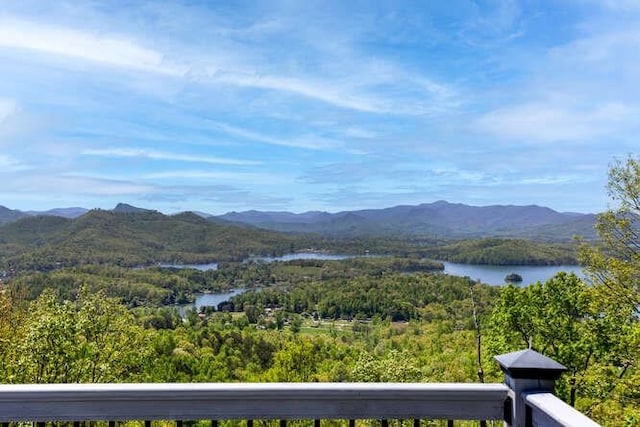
257,253,586,285
442,262,585,286
179,288,246,316
193,288,246,309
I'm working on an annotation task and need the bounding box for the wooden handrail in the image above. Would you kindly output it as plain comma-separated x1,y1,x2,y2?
525,392,601,427
0,382,509,422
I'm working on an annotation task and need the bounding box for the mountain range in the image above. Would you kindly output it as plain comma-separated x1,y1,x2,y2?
216,201,598,240
0,201,598,241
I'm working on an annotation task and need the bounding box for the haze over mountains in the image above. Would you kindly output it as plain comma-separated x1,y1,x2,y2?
0,201,597,241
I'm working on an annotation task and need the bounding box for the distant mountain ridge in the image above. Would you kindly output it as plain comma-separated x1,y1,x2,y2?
0,201,598,241
215,200,598,241
112,203,156,214
26,207,89,219
0,205,89,225
0,203,162,224
0,203,153,225
0,206,28,225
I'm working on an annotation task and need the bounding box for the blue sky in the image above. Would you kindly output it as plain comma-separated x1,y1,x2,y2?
0,0,638,214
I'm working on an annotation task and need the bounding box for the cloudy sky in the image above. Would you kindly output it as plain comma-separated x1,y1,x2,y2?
1,1,638,214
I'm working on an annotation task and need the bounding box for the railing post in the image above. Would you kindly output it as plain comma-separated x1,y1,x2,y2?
495,349,566,427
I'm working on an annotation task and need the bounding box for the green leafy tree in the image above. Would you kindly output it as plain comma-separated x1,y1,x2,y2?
0,287,27,379
489,157,640,422
243,303,260,324
350,350,424,382
290,314,302,334
7,287,151,383
488,273,607,406
581,156,640,316
578,156,640,420
488,272,639,420
264,338,322,382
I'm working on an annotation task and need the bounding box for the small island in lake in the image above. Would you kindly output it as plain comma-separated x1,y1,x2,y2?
505,273,523,283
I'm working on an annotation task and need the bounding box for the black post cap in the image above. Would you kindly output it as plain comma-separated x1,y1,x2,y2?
494,349,567,380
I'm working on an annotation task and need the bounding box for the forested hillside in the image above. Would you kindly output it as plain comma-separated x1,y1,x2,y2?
0,209,299,270
421,238,578,265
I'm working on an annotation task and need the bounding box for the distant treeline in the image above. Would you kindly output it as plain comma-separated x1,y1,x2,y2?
419,238,578,265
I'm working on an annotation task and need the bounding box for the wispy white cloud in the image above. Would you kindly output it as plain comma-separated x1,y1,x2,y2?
174,10,460,115
216,69,457,116
429,167,487,182
343,127,378,139
549,27,640,65
211,122,340,150
0,18,186,75
517,175,584,185
300,160,489,187
209,72,388,114
82,148,260,166
0,11,459,116
0,173,153,196
471,8,640,145
474,102,635,142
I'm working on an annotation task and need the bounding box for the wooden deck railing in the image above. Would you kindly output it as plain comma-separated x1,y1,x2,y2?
525,392,600,427
0,382,507,424
0,350,600,427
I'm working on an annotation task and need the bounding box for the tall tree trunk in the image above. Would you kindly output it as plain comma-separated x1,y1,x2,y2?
470,283,487,427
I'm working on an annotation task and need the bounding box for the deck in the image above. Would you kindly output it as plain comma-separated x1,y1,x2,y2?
0,350,600,427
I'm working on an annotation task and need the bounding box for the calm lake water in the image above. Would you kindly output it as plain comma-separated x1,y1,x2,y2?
193,288,246,309
179,288,245,315
256,253,585,285
442,262,585,286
